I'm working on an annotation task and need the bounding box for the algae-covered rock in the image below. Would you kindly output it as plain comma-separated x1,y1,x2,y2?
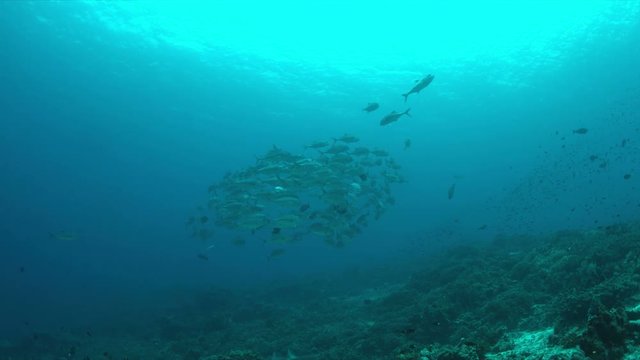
202,349,261,360
435,343,482,360
487,328,588,360
578,304,628,360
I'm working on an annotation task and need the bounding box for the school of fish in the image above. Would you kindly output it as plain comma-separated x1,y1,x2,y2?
188,74,436,254
187,135,405,249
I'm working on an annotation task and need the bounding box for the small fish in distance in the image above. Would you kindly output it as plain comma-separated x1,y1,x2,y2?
448,183,456,200
363,102,379,112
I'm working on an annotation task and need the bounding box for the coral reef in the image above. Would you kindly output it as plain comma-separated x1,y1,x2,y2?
4,221,640,359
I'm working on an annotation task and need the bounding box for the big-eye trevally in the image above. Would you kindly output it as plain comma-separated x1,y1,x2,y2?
305,141,330,149
380,109,411,126
363,102,379,112
267,248,286,260
448,183,456,200
49,230,78,241
402,74,434,102
334,134,360,143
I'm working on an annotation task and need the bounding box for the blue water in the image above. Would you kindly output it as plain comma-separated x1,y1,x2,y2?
1,1,639,343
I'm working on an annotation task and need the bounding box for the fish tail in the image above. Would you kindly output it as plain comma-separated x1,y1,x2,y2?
404,108,411,117
402,93,409,103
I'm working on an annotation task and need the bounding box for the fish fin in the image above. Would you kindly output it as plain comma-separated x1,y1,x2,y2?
402,93,409,103
404,108,411,117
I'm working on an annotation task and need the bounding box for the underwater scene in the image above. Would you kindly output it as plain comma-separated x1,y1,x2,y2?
2,1,640,359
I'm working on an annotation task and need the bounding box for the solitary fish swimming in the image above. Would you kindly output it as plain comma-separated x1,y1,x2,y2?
380,109,411,126
363,102,379,112
267,248,286,260
197,253,209,261
402,74,435,102
49,231,77,241
448,183,456,200
573,128,589,134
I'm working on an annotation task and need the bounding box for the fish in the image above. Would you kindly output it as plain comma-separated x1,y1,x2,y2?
305,141,330,149
573,128,589,134
325,144,350,154
267,248,286,260
447,183,456,200
334,134,360,143
273,214,301,228
371,149,389,157
258,145,299,163
236,213,270,230
271,194,300,207
49,231,77,241
197,253,209,261
309,222,333,236
198,229,213,241
299,203,310,212
270,233,298,244
200,216,209,224
329,153,354,164
404,139,411,150
402,74,434,102
351,147,370,156
624,174,631,180
380,109,411,126
256,164,287,175
232,236,246,246
363,102,379,112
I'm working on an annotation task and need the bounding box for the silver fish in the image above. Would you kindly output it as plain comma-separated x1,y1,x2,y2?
448,183,456,200
380,109,411,126
363,102,379,112
402,74,434,102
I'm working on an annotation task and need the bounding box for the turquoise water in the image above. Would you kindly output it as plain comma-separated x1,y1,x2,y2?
1,1,639,351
